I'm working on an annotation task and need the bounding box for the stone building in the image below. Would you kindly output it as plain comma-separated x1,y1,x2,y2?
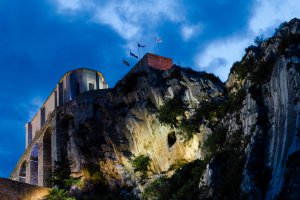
10,53,173,187
10,68,109,187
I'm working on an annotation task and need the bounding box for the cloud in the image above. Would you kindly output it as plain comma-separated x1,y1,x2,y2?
250,0,300,36
195,37,251,81
51,0,185,43
194,0,300,82
52,0,82,11
181,24,202,41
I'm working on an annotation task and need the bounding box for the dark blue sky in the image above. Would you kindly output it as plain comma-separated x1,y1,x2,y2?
0,0,299,178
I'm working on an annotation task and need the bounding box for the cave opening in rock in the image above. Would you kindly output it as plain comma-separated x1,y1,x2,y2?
167,132,177,148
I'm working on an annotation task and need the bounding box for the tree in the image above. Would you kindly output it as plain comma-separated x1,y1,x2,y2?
254,34,265,46
43,157,80,200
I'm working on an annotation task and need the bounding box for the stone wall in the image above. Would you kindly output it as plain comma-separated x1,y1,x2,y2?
10,113,57,187
0,178,49,200
26,68,109,148
11,89,109,187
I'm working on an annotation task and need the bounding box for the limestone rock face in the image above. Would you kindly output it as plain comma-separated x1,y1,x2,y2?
201,18,300,200
60,66,225,196
50,18,300,200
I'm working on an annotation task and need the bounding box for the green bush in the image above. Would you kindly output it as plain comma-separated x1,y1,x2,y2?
170,67,182,79
202,72,222,83
51,158,81,190
195,102,219,122
43,188,75,200
158,96,204,141
143,160,206,200
44,157,80,200
157,97,187,128
185,67,201,77
202,126,227,160
254,34,266,46
178,117,199,141
248,59,276,85
132,154,151,173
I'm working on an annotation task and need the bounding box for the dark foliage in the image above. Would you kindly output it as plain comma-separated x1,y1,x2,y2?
170,67,183,79
157,97,188,128
254,34,266,46
202,72,222,84
185,67,201,77
132,154,151,173
51,158,80,190
178,117,199,141
143,160,207,200
43,188,75,200
202,126,227,160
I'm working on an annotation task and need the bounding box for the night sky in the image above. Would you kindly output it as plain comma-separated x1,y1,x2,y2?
0,0,299,178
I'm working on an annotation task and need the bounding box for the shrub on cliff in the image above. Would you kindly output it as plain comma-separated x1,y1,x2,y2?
43,188,75,200
143,160,206,200
44,158,80,200
158,97,187,127
133,154,151,173
51,158,80,190
202,126,227,160
158,97,200,141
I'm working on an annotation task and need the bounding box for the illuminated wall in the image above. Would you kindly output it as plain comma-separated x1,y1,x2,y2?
25,68,108,148
0,178,49,200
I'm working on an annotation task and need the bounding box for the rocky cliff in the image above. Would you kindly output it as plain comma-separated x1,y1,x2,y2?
201,18,300,200
58,62,225,199
57,18,300,200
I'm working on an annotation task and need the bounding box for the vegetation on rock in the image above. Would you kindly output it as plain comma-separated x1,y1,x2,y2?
157,97,188,128
143,160,207,200
43,188,75,200
133,154,151,173
44,158,79,200
202,126,227,160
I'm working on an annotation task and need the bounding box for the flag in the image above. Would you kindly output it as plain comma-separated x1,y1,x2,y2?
130,51,138,59
155,37,162,43
138,43,146,48
122,59,130,67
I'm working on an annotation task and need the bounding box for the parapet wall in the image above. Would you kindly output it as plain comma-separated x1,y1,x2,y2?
0,178,49,200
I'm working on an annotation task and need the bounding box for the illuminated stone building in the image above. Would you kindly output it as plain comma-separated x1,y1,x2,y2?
10,53,173,187
10,68,108,186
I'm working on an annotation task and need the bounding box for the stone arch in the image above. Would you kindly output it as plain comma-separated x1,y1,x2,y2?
19,161,27,183
56,112,74,163
30,143,39,185
42,128,52,187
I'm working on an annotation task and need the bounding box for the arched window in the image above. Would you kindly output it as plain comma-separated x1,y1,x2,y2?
30,144,39,185
19,161,27,183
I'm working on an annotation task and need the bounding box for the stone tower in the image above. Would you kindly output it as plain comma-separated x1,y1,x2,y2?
10,68,108,187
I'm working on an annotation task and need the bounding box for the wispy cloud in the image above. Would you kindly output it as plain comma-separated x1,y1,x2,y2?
52,0,82,11
194,0,300,81
181,24,202,41
49,0,207,50
250,0,300,36
195,37,251,81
